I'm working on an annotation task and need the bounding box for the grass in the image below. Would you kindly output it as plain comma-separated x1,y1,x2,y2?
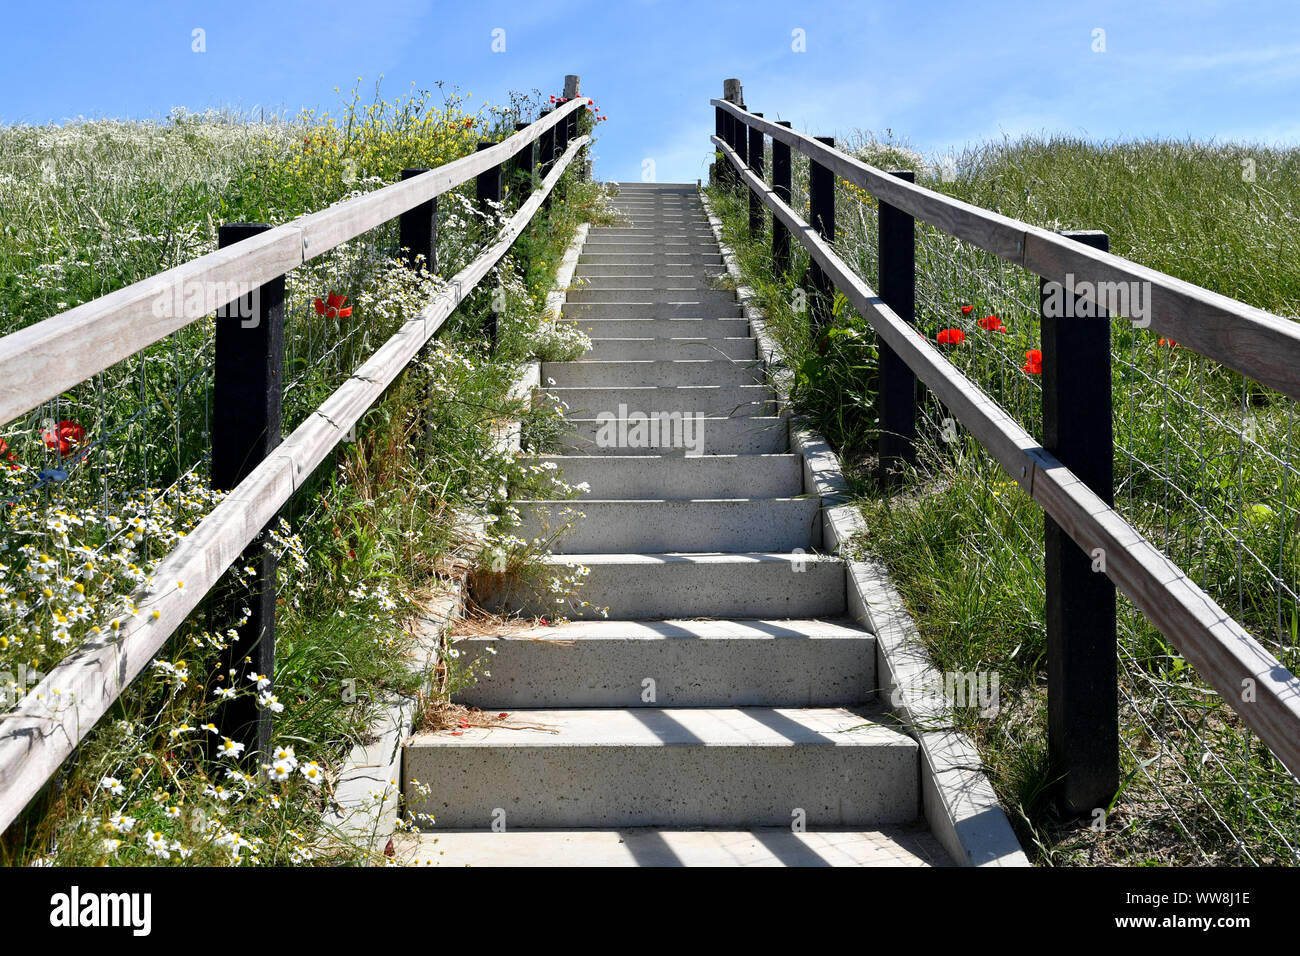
0,82,611,865
707,130,1300,866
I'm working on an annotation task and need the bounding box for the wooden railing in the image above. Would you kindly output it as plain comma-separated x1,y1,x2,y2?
710,79,1300,814
0,77,592,833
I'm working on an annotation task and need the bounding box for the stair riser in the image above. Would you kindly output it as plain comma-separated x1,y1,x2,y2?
592,230,716,239
568,318,750,338
453,635,876,707
541,385,773,417
578,254,725,266
575,264,727,278
543,361,764,387
516,498,821,553
580,338,756,361
480,555,847,619
564,303,743,319
568,289,736,305
528,454,803,499
555,415,787,456
571,277,719,290
403,744,917,827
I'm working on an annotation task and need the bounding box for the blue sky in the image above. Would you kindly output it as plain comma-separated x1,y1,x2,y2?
3,0,1299,182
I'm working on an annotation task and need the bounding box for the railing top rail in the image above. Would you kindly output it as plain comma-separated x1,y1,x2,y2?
0,95,590,428
0,131,591,835
712,97,1300,404
712,131,1300,781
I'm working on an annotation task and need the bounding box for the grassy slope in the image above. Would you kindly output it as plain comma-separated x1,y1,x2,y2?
708,133,1300,866
0,91,611,865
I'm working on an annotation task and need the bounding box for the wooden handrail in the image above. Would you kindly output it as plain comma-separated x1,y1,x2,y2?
713,132,1300,780
0,130,590,834
0,96,590,428
713,98,1300,404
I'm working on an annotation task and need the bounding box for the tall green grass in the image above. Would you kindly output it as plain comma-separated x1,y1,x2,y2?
708,131,1300,866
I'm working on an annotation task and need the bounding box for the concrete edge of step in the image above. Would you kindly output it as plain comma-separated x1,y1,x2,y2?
699,188,1030,869
546,220,592,320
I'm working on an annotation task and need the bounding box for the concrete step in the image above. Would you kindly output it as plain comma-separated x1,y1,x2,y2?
543,359,763,388
395,827,949,867
567,318,751,338
592,229,716,238
541,384,774,417
516,497,821,553
578,252,725,266
572,276,720,290
484,551,847,619
563,302,744,319
568,288,736,306
555,414,787,455
403,706,917,827
575,263,727,278
581,337,756,361
452,617,874,707
526,454,803,500
582,244,721,257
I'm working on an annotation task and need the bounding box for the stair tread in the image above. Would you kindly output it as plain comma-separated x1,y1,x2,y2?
408,706,910,748
453,617,871,641
395,826,948,867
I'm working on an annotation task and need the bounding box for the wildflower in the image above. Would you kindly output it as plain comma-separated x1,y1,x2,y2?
0,437,14,462
1022,349,1043,374
936,328,965,345
105,812,136,833
300,761,323,785
100,776,124,796
960,305,974,315
144,831,172,859
217,737,246,759
1158,338,1179,348
313,293,353,319
978,315,1006,333
41,420,86,456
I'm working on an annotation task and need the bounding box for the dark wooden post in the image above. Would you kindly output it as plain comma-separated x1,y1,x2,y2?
539,109,556,212
808,136,836,331
747,113,765,238
564,75,581,148
211,222,284,757
713,104,726,186
399,169,437,275
772,121,792,274
877,169,917,481
1041,229,1118,817
477,142,503,348
507,121,533,207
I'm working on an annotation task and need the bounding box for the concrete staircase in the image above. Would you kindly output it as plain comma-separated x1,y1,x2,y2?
401,182,949,866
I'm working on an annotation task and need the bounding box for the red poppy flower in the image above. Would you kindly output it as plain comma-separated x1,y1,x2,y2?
42,420,85,456
936,328,965,345
458,719,470,728
464,118,474,127
599,116,607,121
497,712,509,719
1158,338,1179,348
1022,349,1043,374
449,731,463,736
978,314,1006,333
0,437,13,462
549,95,556,103
313,293,353,318
961,305,974,315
